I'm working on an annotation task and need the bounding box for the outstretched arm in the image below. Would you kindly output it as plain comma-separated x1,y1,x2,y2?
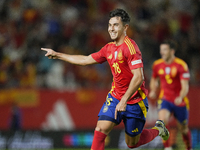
41,48,98,66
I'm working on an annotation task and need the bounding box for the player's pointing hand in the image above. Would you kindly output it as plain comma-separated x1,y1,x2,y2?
115,101,127,119
41,48,58,59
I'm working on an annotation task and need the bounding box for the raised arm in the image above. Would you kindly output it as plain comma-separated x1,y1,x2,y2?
41,48,98,66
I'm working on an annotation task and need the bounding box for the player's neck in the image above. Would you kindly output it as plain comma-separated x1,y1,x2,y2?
114,34,126,46
165,56,175,64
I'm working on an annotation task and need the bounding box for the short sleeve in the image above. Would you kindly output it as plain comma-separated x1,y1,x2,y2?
91,45,107,64
126,44,143,70
179,63,190,80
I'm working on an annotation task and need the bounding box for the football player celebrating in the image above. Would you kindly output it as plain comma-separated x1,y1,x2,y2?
42,8,169,150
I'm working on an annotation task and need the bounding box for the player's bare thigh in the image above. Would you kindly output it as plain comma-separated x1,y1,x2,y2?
125,132,141,146
95,120,116,135
158,109,171,124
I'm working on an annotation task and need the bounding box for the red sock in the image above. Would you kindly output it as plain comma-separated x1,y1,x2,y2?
163,125,170,148
182,130,192,150
91,130,107,150
163,138,170,148
128,128,159,148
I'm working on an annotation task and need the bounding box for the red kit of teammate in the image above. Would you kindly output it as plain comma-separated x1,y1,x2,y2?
152,57,190,107
149,40,192,150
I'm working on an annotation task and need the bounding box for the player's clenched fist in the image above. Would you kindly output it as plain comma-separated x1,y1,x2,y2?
41,48,58,59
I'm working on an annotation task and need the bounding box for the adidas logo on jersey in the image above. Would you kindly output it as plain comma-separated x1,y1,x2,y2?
107,54,112,59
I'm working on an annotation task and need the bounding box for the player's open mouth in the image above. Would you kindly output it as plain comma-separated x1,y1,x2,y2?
110,32,116,37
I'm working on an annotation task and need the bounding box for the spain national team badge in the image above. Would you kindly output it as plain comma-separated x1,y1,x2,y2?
118,49,123,60
171,66,177,77
118,49,124,63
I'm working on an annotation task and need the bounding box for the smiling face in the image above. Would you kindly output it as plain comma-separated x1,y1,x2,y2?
160,44,175,63
108,16,128,45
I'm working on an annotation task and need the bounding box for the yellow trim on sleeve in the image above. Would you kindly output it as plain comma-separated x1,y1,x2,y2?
124,37,136,55
174,57,188,71
153,59,164,66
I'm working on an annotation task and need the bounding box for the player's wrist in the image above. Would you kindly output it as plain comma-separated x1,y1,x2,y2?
178,94,184,99
120,97,128,103
56,52,64,59
151,90,156,94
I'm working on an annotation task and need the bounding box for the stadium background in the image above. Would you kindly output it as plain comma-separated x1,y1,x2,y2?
0,0,200,149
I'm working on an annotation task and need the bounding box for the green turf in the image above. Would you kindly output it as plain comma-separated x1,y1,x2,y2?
43,149,167,150
43,148,199,150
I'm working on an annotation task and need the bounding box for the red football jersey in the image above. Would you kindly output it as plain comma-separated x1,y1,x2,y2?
152,57,190,106
91,36,148,104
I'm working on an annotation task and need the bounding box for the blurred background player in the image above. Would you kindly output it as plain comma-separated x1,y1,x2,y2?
9,102,22,131
41,8,169,150
149,40,192,150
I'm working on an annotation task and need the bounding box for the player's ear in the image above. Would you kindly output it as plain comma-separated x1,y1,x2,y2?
171,48,175,54
124,24,129,31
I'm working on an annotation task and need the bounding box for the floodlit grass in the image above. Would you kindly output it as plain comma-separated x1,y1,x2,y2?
43,148,197,150
11,147,198,150
44,149,173,150
45,149,157,150
41,149,170,150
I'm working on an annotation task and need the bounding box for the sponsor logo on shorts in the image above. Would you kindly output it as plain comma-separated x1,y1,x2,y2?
132,128,139,133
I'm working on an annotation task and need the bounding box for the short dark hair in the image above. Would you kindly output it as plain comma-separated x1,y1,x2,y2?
161,39,178,51
109,8,130,25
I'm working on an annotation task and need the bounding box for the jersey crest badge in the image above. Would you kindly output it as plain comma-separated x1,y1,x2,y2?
171,66,177,77
117,49,123,60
